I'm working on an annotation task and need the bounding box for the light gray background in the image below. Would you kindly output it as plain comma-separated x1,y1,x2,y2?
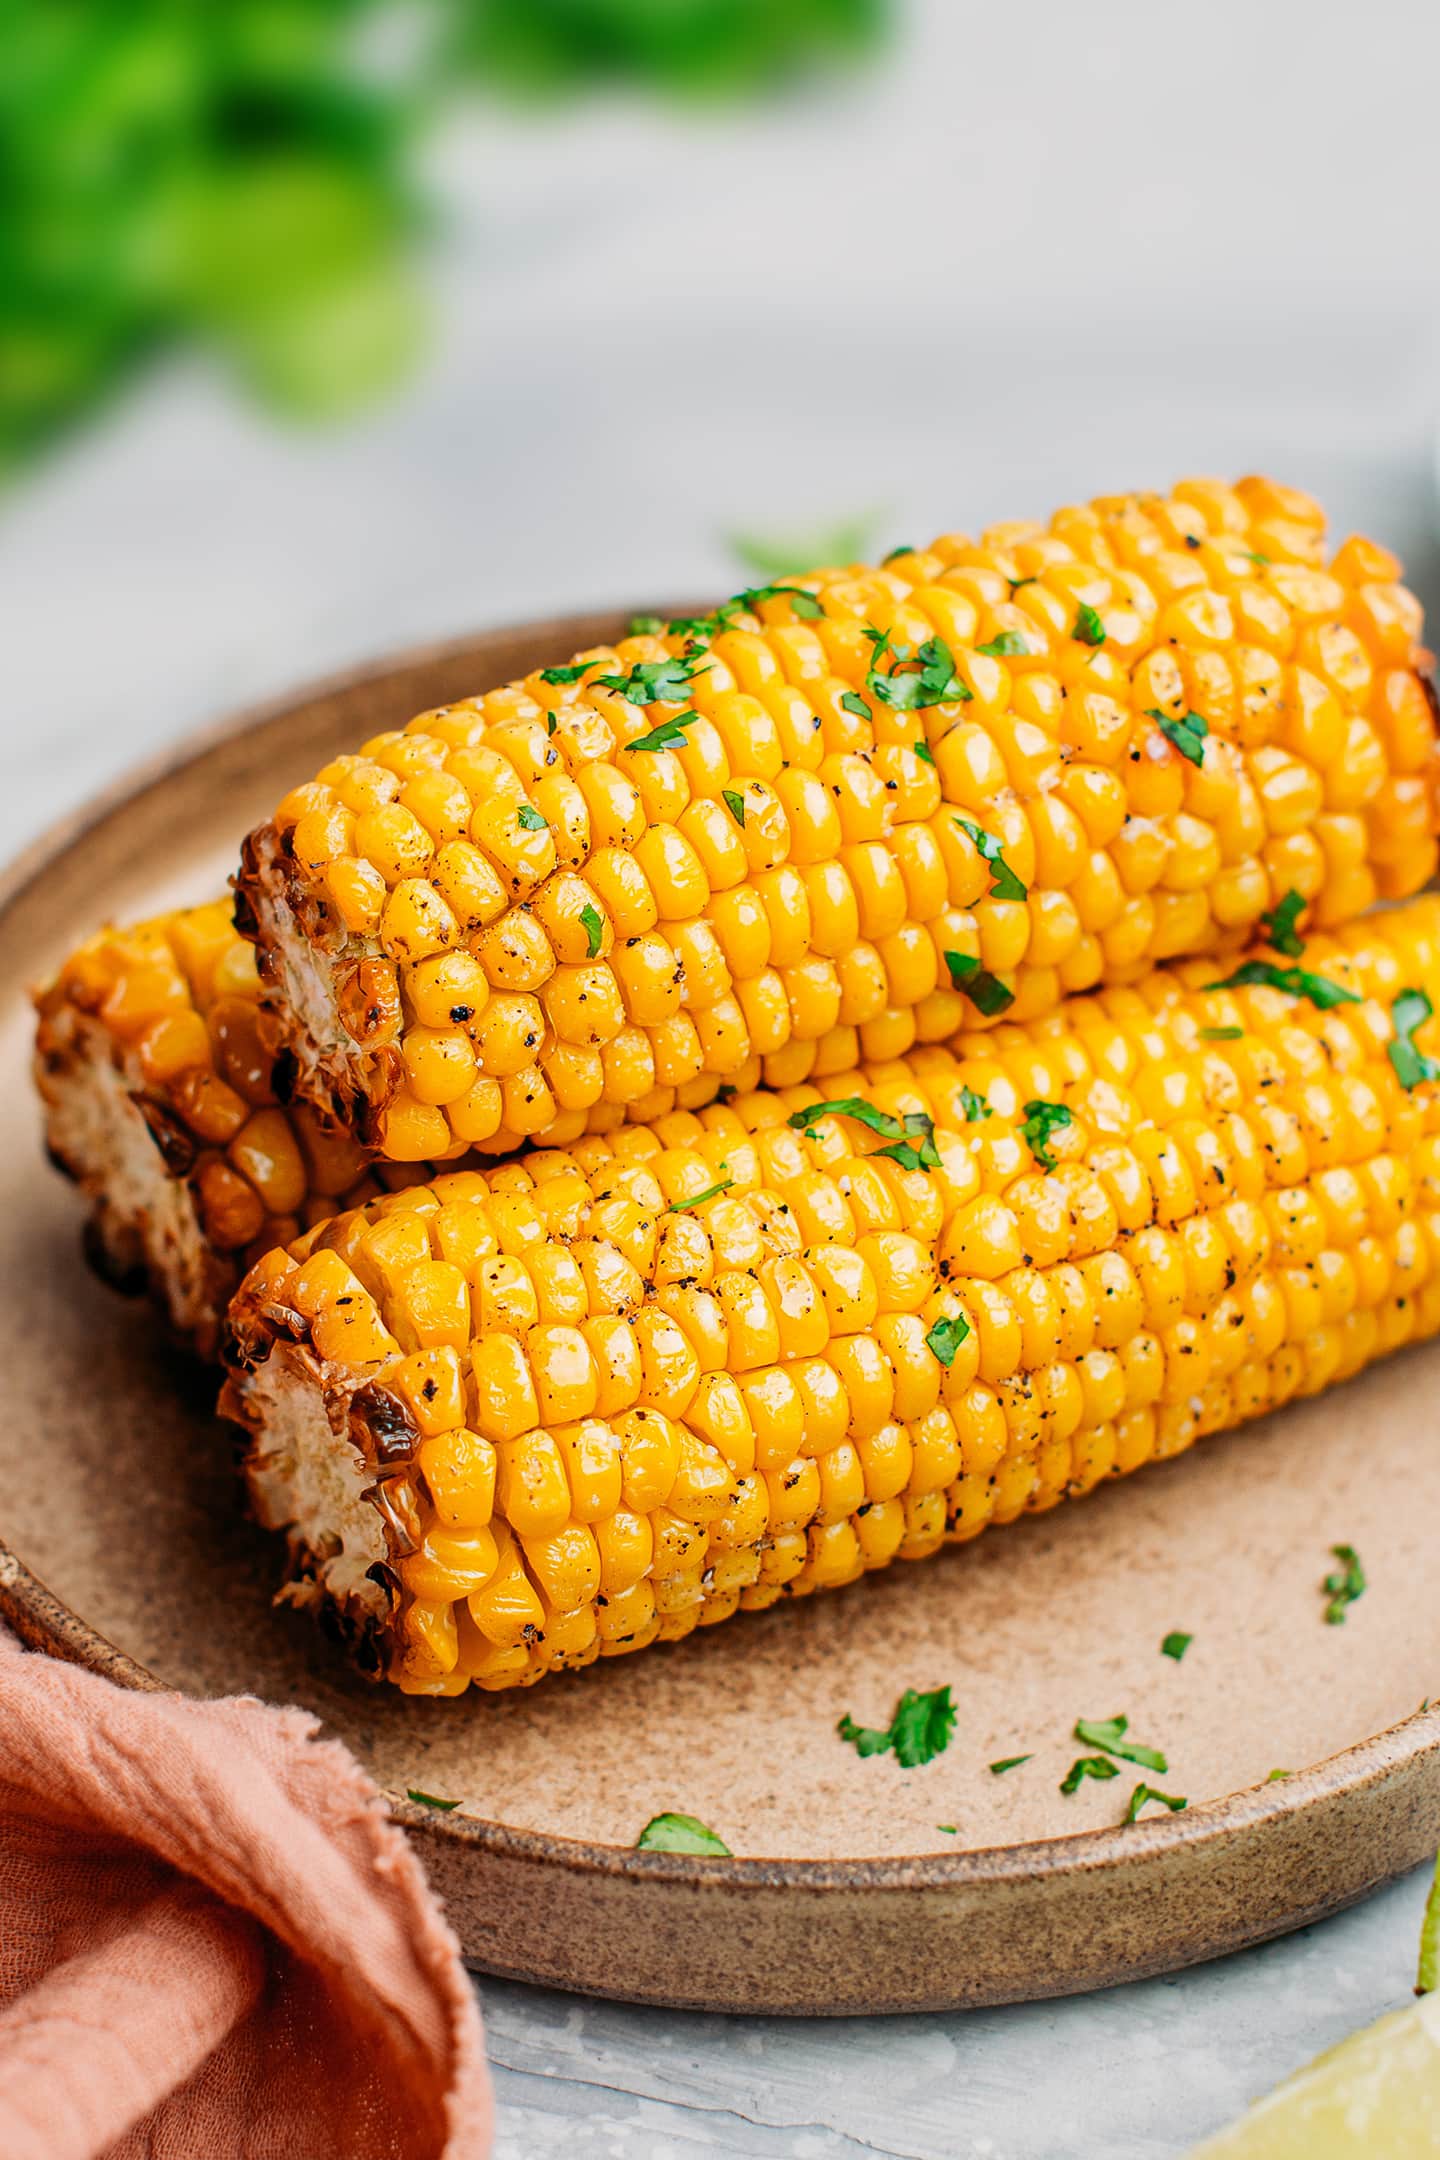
4,1,1438,2150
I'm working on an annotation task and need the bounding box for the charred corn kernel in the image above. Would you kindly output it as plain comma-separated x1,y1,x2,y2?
237,480,1436,1159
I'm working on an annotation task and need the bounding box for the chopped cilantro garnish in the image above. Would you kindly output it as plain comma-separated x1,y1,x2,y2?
1205,959,1360,1012
722,787,746,827
635,1812,731,1856
925,1314,971,1367
516,805,547,832
989,1754,1032,1776
837,1684,956,1769
943,951,1014,1014
1072,602,1106,646
579,903,603,959
545,711,558,736
406,1788,461,1810
1389,988,1440,1091
1124,1784,1187,1824
1145,706,1209,767
1074,1714,1168,1772
1261,888,1306,957
958,1084,991,1122
625,711,703,755
937,1823,957,1834
788,1096,939,1171
1008,575,1037,592
1019,1098,1073,1172
595,655,708,706
882,542,916,564
730,519,872,580
727,581,823,622
539,662,592,686
976,631,1031,658
668,1178,734,1213
1161,1632,1193,1662
956,818,1027,902
1060,1755,1118,1795
1323,1543,1366,1625
913,738,936,766
1198,1025,1243,1041
1267,1768,1292,1782
1247,549,1270,566
864,625,972,710
628,615,665,636
839,690,871,722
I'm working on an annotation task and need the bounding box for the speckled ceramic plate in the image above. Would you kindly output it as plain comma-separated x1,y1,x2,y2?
3,615,1439,2016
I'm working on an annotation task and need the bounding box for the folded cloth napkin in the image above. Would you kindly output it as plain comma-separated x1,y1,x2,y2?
0,1625,492,2160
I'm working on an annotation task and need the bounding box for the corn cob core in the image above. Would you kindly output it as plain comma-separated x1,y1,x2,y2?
235,476,1438,1168
34,902,421,1348
222,896,1440,1696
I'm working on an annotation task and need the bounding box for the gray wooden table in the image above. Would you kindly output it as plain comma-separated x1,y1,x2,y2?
5,6,1438,2147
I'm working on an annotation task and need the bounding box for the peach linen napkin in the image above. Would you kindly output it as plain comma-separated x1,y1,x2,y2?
0,1624,492,2160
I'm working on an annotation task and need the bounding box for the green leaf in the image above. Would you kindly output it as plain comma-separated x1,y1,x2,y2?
1267,1768,1292,1782
1419,1850,1440,1995
873,1111,942,1174
1060,1755,1119,1795
1145,706,1209,767
595,655,709,706
1198,1025,1243,1041
635,1812,731,1856
579,903,604,959
976,631,1031,658
730,518,874,579
668,1178,734,1213
1009,576,1038,592
545,712,558,736
989,1754,1032,1775
882,543,917,564
925,1314,971,1368
407,1788,461,1810
1124,1783,1187,1824
1323,1542,1366,1625
625,712,702,754
839,1685,956,1767
955,818,1027,902
516,805,547,831
937,1823,957,1834
722,788,746,828
540,663,592,685
788,1097,938,1171
943,951,1014,1015
628,615,665,636
1261,888,1307,958
1019,1098,1073,1172
1072,602,1106,646
865,627,972,711
958,1084,991,1121
1073,1714,1168,1773
839,690,872,722
1161,1632,1193,1662
1389,988,1440,1091
913,738,936,767
1205,959,1360,1012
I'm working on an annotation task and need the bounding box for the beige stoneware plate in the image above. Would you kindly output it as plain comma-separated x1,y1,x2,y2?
3,614,1439,2016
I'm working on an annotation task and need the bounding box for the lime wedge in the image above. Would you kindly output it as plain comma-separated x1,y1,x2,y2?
1193,1988,1440,2154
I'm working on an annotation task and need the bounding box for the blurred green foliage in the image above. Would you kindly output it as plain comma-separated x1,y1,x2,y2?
0,0,888,476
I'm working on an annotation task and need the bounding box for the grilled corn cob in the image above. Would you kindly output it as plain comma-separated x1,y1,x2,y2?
221,893,1440,1695
34,901,418,1351
235,476,1437,1166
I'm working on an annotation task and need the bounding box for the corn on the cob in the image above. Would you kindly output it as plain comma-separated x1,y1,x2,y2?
34,901,417,1351
234,476,1438,1167
221,893,1440,1696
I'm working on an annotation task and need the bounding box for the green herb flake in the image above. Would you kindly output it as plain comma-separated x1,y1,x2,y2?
1206,959,1361,1013
625,711,702,755
989,1754,1033,1776
730,520,872,580
1145,706,1209,767
1323,1542,1366,1625
925,1314,971,1368
1124,1783,1187,1825
1019,1098,1073,1172
956,818,1027,902
1198,1025,1243,1041
913,738,936,766
579,903,604,959
545,711,558,737
838,1684,956,1769
516,805,548,832
1074,1714,1168,1773
1267,1768,1292,1782
1072,602,1106,647
1261,888,1307,958
839,690,872,722
628,615,666,636
958,1084,992,1122
873,1111,943,1174
406,1788,461,1811
1419,1849,1440,1994
668,1178,734,1214
1389,988,1440,1091
937,1823,957,1834
635,1812,732,1856
1161,1632,1193,1662
1009,576,1038,593
864,626,973,711
788,1096,939,1172
1060,1754,1119,1795
882,543,916,565
539,662,592,686
595,655,709,707
976,631,1031,658
722,787,746,828
943,951,1014,1015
